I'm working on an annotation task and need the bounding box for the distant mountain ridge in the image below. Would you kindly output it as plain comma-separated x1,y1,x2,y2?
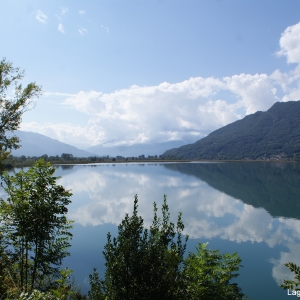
10,131,187,158
10,131,97,157
87,140,186,157
162,101,300,160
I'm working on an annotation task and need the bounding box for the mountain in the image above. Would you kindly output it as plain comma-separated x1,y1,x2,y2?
10,131,97,158
162,101,300,160
87,140,186,157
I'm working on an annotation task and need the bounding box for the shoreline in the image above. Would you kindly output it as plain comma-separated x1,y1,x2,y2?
4,158,299,168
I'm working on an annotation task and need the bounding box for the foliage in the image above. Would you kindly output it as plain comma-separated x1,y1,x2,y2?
281,262,300,297
3,268,86,300
88,194,188,300
163,101,300,161
88,269,104,300
0,58,42,165
88,195,245,300
51,268,75,300
183,243,244,299
0,159,73,295
8,289,55,300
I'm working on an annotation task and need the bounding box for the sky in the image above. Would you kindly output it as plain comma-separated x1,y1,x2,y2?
1,0,300,149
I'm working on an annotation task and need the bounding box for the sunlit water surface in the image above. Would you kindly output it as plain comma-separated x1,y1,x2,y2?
5,162,300,299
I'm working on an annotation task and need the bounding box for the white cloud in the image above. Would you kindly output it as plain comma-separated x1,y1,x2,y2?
36,10,48,24
58,23,65,34
79,10,85,15
59,75,278,146
56,7,68,22
78,26,87,35
276,22,300,64
101,25,109,33
61,7,68,16
224,73,280,114
271,243,300,286
20,122,97,149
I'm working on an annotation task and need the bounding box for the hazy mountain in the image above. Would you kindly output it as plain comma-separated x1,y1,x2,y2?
87,140,186,157
162,101,300,160
10,131,97,158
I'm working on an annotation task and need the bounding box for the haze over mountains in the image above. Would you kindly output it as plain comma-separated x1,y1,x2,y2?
10,131,186,158
10,131,97,158
86,141,185,158
163,101,300,160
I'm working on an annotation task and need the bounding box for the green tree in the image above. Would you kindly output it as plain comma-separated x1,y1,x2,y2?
183,243,245,299
281,262,300,297
0,58,42,164
88,195,246,300
88,194,188,300
61,153,73,161
0,159,73,294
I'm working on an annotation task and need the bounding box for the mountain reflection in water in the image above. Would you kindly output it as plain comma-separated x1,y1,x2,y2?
163,162,300,219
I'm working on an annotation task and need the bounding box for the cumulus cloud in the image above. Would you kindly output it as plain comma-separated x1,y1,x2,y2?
79,10,85,15
224,73,280,114
58,23,65,34
59,75,278,146
36,10,48,24
276,22,300,64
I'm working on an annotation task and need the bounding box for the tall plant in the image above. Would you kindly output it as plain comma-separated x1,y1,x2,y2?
183,243,244,299
0,159,73,293
89,194,188,300
88,194,246,300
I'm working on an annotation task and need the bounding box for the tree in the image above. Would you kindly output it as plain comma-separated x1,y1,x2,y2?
61,153,73,160
183,243,245,299
0,58,42,163
0,159,73,294
88,195,246,300
89,194,188,300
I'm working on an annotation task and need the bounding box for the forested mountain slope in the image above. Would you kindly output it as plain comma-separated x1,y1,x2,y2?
162,101,300,160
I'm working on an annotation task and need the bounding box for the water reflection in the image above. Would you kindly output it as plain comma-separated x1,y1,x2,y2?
164,162,300,219
57,163,300,248
60,165,74,170
6,162,299,299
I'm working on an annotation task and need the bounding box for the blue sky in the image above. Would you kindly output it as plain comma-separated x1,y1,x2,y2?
2,0,300,149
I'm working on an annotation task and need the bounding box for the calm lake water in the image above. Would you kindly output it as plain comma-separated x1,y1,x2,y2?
6,162,300,299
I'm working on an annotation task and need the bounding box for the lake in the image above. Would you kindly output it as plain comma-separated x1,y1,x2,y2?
8,162,300,299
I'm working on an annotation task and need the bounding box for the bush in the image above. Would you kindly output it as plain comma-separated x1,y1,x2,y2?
88,195,245,300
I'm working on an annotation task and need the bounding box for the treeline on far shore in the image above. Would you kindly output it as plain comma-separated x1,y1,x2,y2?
3,153,188,168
